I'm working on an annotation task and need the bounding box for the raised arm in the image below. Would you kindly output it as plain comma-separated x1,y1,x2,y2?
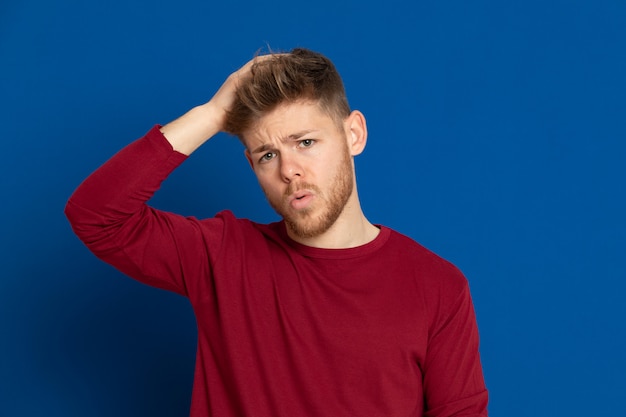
64,57,259,295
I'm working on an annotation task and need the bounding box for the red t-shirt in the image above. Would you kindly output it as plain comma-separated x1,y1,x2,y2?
65,126,488,416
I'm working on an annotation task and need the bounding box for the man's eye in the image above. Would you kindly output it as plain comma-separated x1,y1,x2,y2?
299,139,315,147
260,152,275,163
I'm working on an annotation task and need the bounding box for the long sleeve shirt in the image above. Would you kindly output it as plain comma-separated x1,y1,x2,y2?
65,126,489,416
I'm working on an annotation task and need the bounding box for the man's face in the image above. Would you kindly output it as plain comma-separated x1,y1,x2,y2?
243,101,355,239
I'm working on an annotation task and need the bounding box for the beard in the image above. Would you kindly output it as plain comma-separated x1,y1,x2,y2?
265,148,354,239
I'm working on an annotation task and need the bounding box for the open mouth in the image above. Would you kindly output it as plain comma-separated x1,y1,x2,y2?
290,191,314,210
293,190,309,200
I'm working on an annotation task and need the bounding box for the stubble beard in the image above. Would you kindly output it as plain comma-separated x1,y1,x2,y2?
266,150,354,239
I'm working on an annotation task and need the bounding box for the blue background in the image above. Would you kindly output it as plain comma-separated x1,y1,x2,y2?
1,0,625,415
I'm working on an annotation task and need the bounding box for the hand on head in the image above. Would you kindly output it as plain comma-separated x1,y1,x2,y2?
160,52,282,155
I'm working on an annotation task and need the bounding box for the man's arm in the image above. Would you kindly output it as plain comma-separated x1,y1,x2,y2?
64,57,257,294
423,282,489,417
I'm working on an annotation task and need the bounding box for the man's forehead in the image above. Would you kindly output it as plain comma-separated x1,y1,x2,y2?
241,101,334,150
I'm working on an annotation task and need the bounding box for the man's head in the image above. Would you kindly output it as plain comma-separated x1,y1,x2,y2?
224,48,368,242
223,48,351,140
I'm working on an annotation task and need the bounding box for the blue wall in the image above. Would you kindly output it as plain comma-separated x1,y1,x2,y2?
1,1,625,415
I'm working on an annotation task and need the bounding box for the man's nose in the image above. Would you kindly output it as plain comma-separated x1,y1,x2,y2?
280,153,303,183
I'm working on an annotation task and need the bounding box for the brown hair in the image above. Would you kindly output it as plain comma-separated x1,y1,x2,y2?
223,48,351,139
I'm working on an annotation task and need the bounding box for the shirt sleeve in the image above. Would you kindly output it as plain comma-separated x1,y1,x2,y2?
423,278,489,417
64,125,223,297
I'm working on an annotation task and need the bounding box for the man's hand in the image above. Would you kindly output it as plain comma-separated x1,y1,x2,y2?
160,56,261,155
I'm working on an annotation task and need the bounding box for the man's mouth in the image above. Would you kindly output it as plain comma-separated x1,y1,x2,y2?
289,190,314,209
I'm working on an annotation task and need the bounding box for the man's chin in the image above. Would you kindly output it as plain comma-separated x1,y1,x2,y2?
284,216,328,240
273,200,339,240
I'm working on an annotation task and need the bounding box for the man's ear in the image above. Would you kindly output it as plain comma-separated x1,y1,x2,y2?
345,110,368,156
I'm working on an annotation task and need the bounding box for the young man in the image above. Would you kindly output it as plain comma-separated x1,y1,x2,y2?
66,48,488,416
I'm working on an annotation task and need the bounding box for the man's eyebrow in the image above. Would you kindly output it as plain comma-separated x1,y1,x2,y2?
250,130,316,154
251,143,272,154
287,130,315,140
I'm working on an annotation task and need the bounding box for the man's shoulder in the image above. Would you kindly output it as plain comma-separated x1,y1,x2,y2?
383,226,449,261
382,226,467,286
